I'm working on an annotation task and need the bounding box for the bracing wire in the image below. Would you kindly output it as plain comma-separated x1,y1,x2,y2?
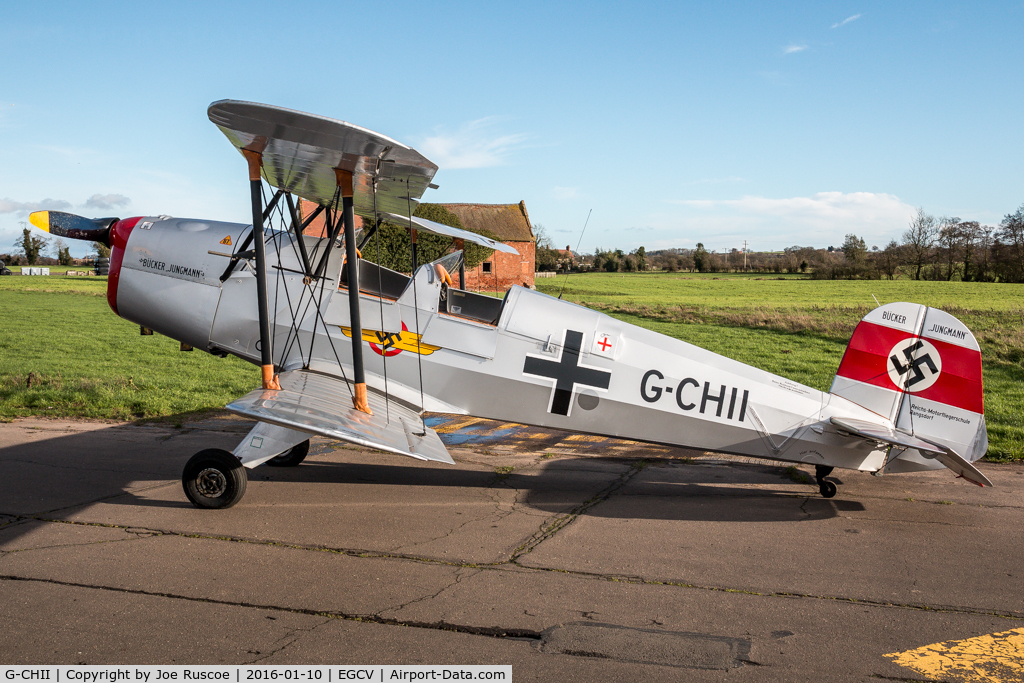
406,186,427,431
558,209,593,300
372,170,391,423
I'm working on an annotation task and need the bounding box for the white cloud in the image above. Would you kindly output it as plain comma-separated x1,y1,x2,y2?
832,14,861,28
783,44,808,54
664,191,917,249
417,118,528,169
0,197,73,214
84,193,131,210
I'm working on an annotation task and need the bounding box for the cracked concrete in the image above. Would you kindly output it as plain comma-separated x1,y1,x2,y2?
1,416,1022,681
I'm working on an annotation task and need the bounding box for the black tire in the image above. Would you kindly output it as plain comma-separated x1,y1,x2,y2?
819,481,838,499
265,439,310,467
182,448,247,509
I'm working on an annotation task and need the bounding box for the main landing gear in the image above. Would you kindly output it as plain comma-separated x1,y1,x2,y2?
181,439,312,509
182,449,247,509
265,439,310,467
815,465,837,499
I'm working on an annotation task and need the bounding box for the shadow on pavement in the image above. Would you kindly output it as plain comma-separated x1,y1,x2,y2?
0,421,861,548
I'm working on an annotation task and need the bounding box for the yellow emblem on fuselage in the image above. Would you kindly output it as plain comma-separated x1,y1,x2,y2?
340,324,440,357
220,235,232,245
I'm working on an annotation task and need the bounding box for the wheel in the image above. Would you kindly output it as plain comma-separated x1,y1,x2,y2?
182,448,247,509
819,480,837,499
265,439,310,467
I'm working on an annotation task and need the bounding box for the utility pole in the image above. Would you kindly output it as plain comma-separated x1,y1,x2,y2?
743,240,748,271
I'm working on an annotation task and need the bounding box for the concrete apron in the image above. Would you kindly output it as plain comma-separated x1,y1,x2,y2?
1,417,1021,681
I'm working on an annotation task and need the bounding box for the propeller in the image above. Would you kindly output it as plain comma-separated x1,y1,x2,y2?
29,211,120,246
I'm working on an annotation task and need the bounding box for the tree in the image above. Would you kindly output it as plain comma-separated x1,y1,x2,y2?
93,242,111,258
692,243,709,273
902,208,937,280
532,223,560,272
50,237,72,266
996,204,1024,282
936,217,962,281
841,234,867,264
14,227,48,265
361,204,497,273
877,240,904,280
956,221,981,282
533,223,553,249
973,224,996,282
633,246,647,271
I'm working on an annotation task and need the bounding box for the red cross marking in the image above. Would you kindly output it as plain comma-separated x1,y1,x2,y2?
598,337,612,352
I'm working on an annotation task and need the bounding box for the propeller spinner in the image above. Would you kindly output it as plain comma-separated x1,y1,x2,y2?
29,211,120,246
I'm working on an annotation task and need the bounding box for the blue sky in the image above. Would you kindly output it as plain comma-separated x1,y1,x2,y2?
2,1,1022,257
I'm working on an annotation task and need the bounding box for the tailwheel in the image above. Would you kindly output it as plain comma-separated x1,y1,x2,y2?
815,465,837,499
265,439,310,467
182,448,247,509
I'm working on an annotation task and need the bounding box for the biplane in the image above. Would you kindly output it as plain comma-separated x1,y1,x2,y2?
28,100,992,508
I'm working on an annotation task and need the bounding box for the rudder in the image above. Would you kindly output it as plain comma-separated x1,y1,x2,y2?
830,302,986,463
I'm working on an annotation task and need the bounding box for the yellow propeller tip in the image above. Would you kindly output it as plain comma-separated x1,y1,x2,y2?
28,211,50,233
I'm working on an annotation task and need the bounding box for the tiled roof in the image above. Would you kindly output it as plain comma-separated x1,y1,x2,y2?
440,201,535,243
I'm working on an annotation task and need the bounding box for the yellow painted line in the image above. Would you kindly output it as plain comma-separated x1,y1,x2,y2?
433,417,485,434
563,434,607,442
884,627,1024,682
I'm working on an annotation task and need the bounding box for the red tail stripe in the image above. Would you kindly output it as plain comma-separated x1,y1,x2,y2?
837,320,983,414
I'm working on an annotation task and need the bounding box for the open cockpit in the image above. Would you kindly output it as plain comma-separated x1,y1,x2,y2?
338,250,506,327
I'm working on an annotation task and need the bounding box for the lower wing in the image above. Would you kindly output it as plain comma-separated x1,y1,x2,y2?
226,369,454,465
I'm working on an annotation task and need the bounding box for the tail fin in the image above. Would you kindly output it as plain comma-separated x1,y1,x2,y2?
830,303,987,464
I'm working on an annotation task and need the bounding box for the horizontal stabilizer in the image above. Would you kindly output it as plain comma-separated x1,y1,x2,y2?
226,370,454,465
929,446,993,488
830,417,992,487
379,212,520,255
830,417,944,456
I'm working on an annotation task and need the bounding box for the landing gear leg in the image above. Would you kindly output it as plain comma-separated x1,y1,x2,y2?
815,465,837,499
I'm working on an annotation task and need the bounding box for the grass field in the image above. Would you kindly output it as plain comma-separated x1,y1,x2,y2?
0,275,255,422
1,271,1022,460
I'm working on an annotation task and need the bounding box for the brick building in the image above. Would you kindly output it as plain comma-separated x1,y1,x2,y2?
297,199,536,291
441,201,536,291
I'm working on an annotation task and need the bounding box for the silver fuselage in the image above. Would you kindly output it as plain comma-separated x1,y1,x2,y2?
111,216,944,476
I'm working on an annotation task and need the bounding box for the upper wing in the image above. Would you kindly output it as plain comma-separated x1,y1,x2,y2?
208,100,438,220
379,212,521,255
226,369,454,465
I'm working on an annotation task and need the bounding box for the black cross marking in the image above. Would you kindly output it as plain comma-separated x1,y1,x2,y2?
890,341,939,388
523,330,612,416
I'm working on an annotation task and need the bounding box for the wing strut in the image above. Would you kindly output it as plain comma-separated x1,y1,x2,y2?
454,238,466,288
242,147,281,391
338,168,371,415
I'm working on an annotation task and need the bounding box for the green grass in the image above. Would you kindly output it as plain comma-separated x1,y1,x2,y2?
541,270,1024,310
0,278,256,420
